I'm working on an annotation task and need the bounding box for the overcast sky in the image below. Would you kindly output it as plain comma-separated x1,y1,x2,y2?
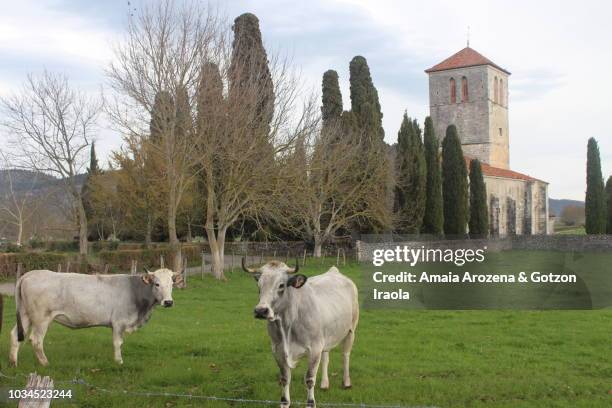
1,0,611,201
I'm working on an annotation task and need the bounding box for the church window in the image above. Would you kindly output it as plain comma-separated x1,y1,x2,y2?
450,78,456,103
461,77,468,102
494,77,499,103
499,79,504,105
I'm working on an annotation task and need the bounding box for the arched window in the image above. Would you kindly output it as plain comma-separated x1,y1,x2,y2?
450,78,456,103
494,77,499,103
499,79,504,105
461,77,468,102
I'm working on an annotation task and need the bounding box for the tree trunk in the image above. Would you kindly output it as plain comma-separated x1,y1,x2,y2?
77,198,88,256
16,219,23,247
313,235,322,258
145,214,153,248
168,206,182,273
206,226,227,280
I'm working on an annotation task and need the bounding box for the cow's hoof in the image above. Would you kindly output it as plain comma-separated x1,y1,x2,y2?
280,396,289,407
115,359,123,365
39,359,49,367
342,383,352,389
306,399,316,408
320,384,329,390
9,360,17,368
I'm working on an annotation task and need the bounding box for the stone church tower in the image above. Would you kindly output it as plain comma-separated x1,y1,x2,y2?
426,47,510,169
425,47,551,235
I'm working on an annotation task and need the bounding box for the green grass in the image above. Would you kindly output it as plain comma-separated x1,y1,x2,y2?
554,226,586,235
0,256,610,407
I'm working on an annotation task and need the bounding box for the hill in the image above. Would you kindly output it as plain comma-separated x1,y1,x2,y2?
549,198,584,217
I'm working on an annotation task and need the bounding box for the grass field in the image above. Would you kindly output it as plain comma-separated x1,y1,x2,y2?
0,255,610,407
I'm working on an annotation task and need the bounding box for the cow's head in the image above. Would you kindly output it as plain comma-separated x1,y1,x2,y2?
242,258,307,321
142,268,181,307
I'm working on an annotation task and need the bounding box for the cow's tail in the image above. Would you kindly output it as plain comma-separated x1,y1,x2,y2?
15,277,25,342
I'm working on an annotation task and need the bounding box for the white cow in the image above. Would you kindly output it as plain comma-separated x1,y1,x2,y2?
242,258,359,408
9,268,181,366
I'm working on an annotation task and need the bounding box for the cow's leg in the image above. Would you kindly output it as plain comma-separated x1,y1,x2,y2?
9,314,30,367
112,326,125,364
30,318,51,366
319,351,330,390
305,351,322,407
278,363,291,408
341,330,355,389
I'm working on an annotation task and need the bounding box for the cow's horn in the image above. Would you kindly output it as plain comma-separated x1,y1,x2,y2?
241,257,257,274
143,267,151,273
286,258,299,274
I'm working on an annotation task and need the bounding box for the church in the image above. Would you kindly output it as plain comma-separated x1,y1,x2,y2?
425,47,550,236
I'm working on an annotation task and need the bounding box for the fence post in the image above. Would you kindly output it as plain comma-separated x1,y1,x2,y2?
66,261,71,273
18,372,54,408
160,255,164,269
336,249,340,266
302,249,307,266
231,250,235,272
104,264,109,274
342,248,346,266
17,263,23,280
201,251,205,280
57,264,62,273
182,257,187,288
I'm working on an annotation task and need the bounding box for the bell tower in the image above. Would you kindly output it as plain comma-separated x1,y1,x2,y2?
426,47,510,169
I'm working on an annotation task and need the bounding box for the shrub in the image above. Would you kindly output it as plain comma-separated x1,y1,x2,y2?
47,240,79,252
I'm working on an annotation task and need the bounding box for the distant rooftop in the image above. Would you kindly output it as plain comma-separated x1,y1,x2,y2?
465,156,546,183
425,47,510,75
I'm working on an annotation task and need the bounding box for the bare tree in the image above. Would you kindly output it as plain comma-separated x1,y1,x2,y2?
107,1,223,272
1,72,100,255
108,1,307,278
0,151,42,246
276,114,392,257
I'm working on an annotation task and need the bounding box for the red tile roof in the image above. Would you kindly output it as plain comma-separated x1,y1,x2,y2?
425,47,511,75
464,156,546,183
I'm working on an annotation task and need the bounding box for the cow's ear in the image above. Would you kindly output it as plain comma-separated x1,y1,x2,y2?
141,273,153,285
287,274,307,289
253,273,261,282
172,273,184,287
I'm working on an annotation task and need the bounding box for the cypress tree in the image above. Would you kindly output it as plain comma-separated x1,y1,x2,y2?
197,62,224,134
422,117,443,235
321,70,343,126
606,176,612,234
395,113,426,234
229,13,274,135
88,142,100,175
442,125,468,236
150,91,174,144
585,137,606,234
349,56,384,144
82,142,101,239
175,86,192,142
468,159,489,237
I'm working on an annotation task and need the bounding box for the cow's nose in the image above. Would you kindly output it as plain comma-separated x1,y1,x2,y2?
163,300,174,308
254,307,269,319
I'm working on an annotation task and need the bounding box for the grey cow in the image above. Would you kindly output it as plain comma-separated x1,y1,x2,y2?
9,268,181,366
242,259,359,408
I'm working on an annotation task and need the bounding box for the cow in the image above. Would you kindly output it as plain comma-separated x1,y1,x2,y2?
9,268,181,367
242,258,359,408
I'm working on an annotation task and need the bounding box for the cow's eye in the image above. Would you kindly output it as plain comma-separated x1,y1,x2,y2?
155,283,160,287
278,284,285,291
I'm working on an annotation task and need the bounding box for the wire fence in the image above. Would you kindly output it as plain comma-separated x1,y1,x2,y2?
0,370,437,408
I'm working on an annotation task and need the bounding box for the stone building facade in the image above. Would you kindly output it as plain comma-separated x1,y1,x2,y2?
426,47,549,235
